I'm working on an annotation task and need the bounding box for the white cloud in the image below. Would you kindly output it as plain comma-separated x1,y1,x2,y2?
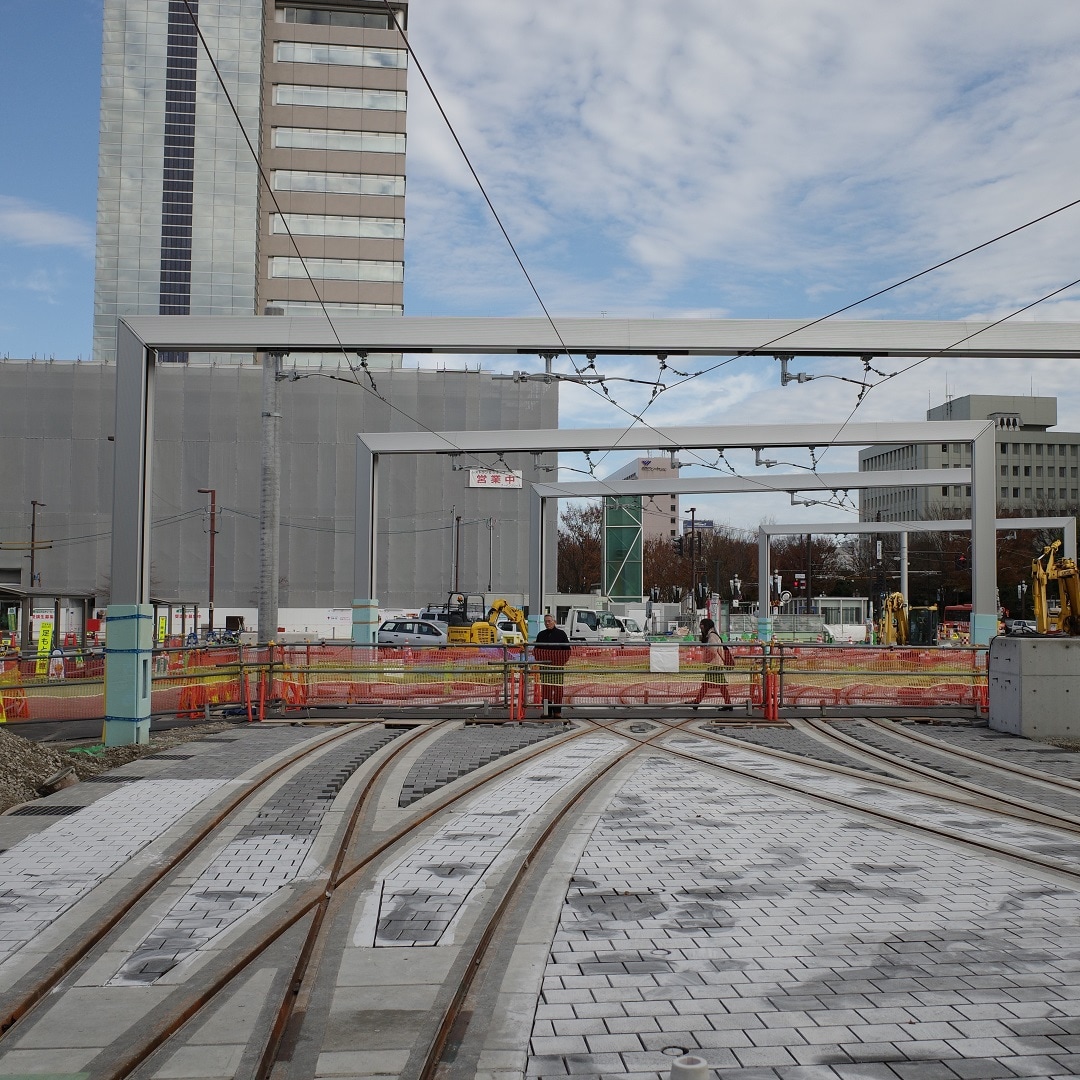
0,196,94,254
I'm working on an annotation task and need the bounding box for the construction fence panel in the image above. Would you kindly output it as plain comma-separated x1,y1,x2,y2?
774,644,989,710
0,641,991,724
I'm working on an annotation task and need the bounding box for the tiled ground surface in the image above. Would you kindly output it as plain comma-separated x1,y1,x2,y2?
0,727,318,972
892,722,1080,781
826,721,1080,818
366,736,615,947
109,726,404,984
710,724,895,777
398,723,568,806
527,750,1080,1079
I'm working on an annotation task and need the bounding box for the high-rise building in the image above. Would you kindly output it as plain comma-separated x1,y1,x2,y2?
603,456,681,542
859,395,1080,521
93,0,408,365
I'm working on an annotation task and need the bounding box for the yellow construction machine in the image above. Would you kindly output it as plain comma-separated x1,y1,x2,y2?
878,592,938,646
1032,541,1080,635
878,592,909,645
445,595,529,645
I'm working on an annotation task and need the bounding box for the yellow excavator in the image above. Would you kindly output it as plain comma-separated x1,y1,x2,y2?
445,595,529,646
878,592,909,645
878,592,939,646
1032,540,1080,635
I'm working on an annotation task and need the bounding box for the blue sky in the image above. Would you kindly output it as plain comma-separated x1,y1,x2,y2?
5,1,1080,527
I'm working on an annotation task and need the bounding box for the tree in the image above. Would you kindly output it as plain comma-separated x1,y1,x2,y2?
557,503,602,593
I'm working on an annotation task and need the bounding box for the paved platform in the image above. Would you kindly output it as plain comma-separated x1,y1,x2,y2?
0,720,1078,1079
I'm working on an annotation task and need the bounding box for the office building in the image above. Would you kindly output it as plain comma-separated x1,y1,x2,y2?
603,456,681,542
93,0,408,365
859,394,1080,521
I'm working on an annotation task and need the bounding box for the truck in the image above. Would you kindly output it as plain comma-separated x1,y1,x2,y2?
558,606,641,644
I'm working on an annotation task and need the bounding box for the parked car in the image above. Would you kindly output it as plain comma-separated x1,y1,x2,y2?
1004,619,1039,635
377,618,448,647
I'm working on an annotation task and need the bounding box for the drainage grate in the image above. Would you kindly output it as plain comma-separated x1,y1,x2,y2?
10,805,85,816
84,775,145,783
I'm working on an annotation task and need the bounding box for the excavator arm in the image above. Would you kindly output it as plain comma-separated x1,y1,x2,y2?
1033,541,1080,635
487,599,528,644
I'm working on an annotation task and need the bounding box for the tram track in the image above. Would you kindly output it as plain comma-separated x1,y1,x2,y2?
6,714,1080,1080
0,721,382,1040
31,719,598,1080
104,718,698,1080
653,722,1080,885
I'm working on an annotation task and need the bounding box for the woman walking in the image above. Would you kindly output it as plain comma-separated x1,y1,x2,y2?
695,617,733,708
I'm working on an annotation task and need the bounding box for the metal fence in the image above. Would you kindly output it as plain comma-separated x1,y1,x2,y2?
0,642,989,724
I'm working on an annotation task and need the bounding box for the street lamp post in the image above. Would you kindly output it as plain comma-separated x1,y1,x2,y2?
197,489,217,635
29,500,46,588
687,507,697,607
1017,581,1028,620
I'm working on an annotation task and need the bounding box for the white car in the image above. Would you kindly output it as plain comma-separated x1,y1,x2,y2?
377,618,448,647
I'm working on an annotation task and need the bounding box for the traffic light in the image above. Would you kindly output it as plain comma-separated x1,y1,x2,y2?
793,574,806,594
673,536,684,556
956,553,969,570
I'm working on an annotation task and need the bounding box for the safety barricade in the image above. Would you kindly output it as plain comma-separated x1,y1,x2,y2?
0,641,993,724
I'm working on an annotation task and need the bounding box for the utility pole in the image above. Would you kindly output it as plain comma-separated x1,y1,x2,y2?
258,306,284,644
197,489,217,634
454,515,462,592
29,500,45,587
688,506,697,606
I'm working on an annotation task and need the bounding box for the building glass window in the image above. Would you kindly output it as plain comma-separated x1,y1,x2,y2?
1000,443,1007,455
941,443,949,453
280,8,394,29
1000,465,1008,476
1013,488,1020,498
274,127,405,154
273,170,405,196
1047,444,1056,456
268,300,403,315
1024,466,1031,477
1036,466,1043,477
941,486,949,496
274,85,406,111
1000,486,1008,499
275,42,406,68
1024,444,1032,453
272,213,404,238
1013,466,1019,476
1036,488,1044,498
270,256,404,281
1035,444,1044,455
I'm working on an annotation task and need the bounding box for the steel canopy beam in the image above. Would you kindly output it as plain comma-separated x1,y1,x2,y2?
532,470,968,498
120,315,1080,358
360,420,990,455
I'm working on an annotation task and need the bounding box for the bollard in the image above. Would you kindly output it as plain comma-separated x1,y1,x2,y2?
670,1054,709,1080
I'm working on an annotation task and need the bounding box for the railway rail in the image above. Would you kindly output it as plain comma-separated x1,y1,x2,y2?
1,713,1079,1080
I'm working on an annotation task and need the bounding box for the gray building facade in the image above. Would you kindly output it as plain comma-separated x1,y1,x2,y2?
0,361,558,610
94,0,408,365
859,394,1080,521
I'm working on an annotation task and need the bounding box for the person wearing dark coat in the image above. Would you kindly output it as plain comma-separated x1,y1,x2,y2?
534,614,571,718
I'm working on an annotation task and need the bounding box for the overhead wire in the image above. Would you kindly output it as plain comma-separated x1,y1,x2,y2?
186,1,1080,539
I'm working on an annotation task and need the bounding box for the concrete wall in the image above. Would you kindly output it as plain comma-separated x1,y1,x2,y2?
0,361,558,610
988,635,1080,742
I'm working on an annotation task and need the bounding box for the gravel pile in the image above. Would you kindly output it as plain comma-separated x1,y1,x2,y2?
0,722,237,815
